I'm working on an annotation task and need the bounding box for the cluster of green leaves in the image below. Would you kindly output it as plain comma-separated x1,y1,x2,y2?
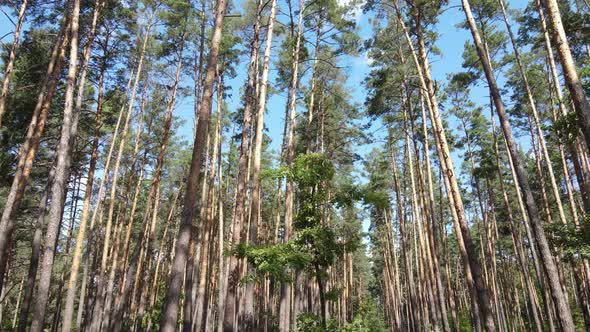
295,299,388,332
233,242,311,282
546,216,590,260
339,300,388,332
241,153,360,283
551,112,580,146
296,313,341,332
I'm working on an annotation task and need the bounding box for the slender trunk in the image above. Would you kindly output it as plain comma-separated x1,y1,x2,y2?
388,128,418,332
499,0,568,227
242,0,277,328
0,0,28,127
12,277,24,329
49,175,81,332
394,1,495,328
419,96,450,332
461,0,575,330
279,2,304,330
217,139,228,332
0,12,70,291
305,16,322,152
61,1,107,328
30,0,81,329
223,2,262,329
193,0,207,135
536,0,590,212
17,163,55,331
113,34,184,332
160,0,227,329
103,97,148,331
194,74,223,331
89,14,153,331
117,106,148,287
489,110,545,332
403,100,437,331
499,110,558,332
542,0,590,151
151,189,181,308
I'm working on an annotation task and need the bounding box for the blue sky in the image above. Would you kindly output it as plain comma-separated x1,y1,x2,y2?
0,0,527,163
0,0,529,235
216,0,529,164
0,0,540,254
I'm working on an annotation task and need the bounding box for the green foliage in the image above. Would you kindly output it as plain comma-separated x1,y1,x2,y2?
0,28,55,185
329,183,363,208
325,287,342,302
340,300,388,332
457,309,476,332
290,153,335,186
295,300,388,332
296,313,340,332
546,217,590,260
233,242,312,282
295,226,343,266
360,188,389,210
551,112,580,146
261,166,290,180
239,153,359,289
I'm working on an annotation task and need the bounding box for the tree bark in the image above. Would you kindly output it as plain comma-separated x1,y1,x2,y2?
0,11,70,292
0,0,28,127
392,1,496,329
88,13,153,331
60,1,107,328
160,0,228,329
542,0,590,152
194,71,224,332
279,2,304,331
242,0,277,328
222,1,262,329
461,0,575,330
30,0,81,329
17,162,55,331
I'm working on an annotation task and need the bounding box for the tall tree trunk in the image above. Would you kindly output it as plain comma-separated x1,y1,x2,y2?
498,0,567,225
49,173,81,332
489,124,544,332
393,1,496,329
461,0,575,330
17,161,56,331
0,12,70,292
536,0,590,212
388,127,418,332
242,0,277,328
89,13,153,331
419,96,450,332
113,34,185,332
12,276,24,329
60,1,107,328
160,0,228,328
194,71,224,332
30,0,81,329
223,1,262,329
133,33,186,330
279,2,304,331
102,94,148,331
217,136,229,332
542,0,590,151
0,0,28,127
72,64,135,330
305,14,322,152
193,0,207,135
403,100,438,331
499,110,558,332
